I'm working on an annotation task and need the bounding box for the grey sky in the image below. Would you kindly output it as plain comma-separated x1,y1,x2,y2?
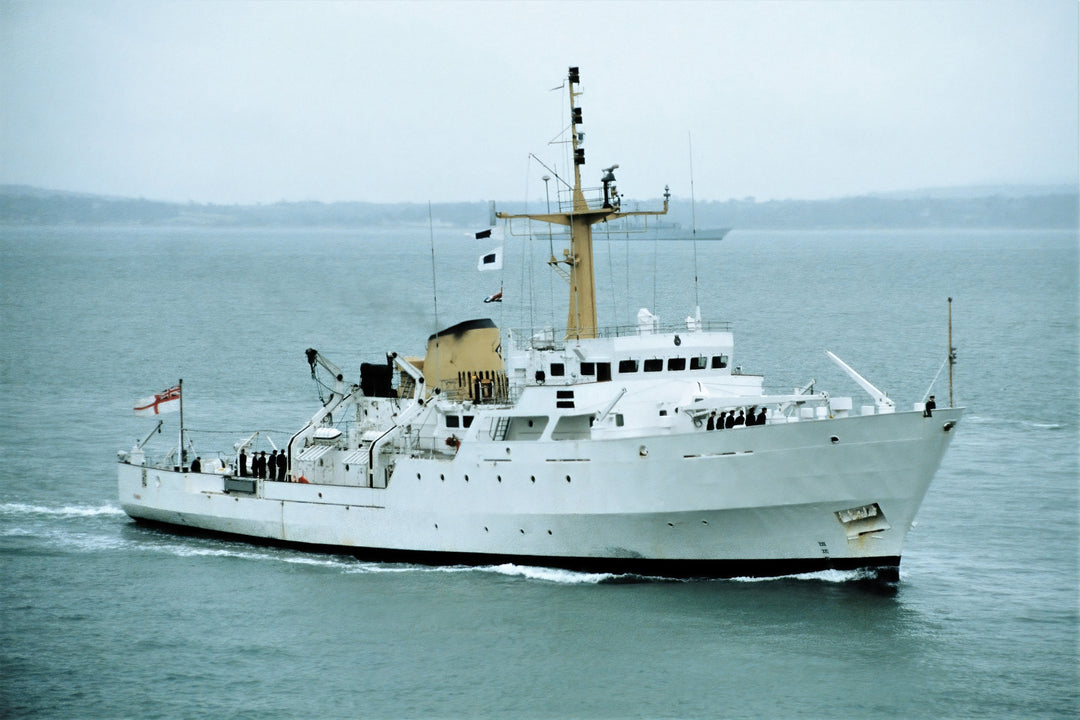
2,0,1077,204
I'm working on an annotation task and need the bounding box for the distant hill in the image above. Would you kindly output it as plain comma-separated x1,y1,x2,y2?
681,191,1079,230
866,183,1078,200
1,184,1076,229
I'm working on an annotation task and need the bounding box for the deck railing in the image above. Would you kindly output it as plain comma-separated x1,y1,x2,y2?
508,320,732,351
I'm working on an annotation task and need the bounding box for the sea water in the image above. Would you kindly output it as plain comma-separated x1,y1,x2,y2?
1,226,1076,718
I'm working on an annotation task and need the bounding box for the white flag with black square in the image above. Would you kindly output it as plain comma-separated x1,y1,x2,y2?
477,247,502,271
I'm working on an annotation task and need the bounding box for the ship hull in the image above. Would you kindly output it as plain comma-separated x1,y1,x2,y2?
119,409,960,579
124,515,900,579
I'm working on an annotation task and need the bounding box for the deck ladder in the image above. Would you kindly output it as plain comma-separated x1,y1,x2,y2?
491,416,510,441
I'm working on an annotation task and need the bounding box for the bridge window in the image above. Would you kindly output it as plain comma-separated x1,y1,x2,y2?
691,356,708,370
712,355,729,369
668,358,687,371
644,359,663,372
551,362,565,377
618,359,638,373
581,362,595,376
446,415,460,428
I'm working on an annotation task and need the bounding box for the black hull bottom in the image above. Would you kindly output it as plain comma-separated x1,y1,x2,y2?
126,516,902,583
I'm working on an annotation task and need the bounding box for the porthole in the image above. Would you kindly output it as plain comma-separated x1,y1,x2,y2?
417,472,421,480
530,475,536,483
497,475,502,483
519,528,525,534
566,475,571,483
440,474,445,481
830,436,840,444
465,475,469,482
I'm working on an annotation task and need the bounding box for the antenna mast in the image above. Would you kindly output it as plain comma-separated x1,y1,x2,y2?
948,297,956,406
689,132,700,314
496,66,669,340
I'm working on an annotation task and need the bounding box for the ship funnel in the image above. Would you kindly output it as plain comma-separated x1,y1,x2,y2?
424,319,507,403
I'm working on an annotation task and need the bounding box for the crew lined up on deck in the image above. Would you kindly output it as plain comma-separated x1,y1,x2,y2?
237,449,287,480
706,407,767,430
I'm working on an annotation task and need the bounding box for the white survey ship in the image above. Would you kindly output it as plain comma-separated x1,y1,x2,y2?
118,67,961,579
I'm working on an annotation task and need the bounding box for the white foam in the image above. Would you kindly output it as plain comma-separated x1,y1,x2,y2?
728,568,877,583
0,502,126,518
340,561,617,584
962,415,1066,431
479,563,618,584
1022,420,1067,430
342,561,440,574
2,522,131,552
64,532,129,553
141,541,357,570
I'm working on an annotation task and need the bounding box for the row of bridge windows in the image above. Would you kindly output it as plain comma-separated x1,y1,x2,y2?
546,354,729,380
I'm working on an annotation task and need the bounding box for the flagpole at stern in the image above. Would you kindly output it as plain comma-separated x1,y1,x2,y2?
178,378,184,471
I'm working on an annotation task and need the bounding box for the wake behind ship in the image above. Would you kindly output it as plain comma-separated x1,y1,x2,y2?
118,67,961,580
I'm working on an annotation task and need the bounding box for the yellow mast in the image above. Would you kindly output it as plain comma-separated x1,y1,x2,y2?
497,66,669,340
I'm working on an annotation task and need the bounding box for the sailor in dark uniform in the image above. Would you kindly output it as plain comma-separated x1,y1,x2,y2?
276,450,287,482
924,395,936,418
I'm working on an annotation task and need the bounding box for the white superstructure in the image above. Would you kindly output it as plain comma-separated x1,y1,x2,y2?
118,67,961,579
